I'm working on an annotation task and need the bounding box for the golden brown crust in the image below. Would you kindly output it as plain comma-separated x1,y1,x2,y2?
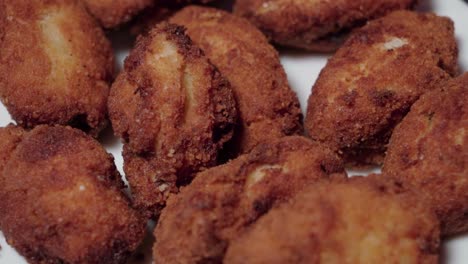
305,11,458,166
82,0,154,28
129,0,218,36
0,125,25,177
153,136,346,263
170,6,303,154
108,23,237,218
382,73,468,236
82,0,216,29
234,0,417,51
0,125,145,264
0,0,114,137
225,177,440,264
130,6,175,36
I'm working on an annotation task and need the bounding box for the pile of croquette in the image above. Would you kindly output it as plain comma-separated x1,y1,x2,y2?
0,0,465,263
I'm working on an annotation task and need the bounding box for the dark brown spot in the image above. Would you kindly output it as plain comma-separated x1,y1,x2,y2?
339,90,358,107
427,111,435,121
320,160,344,175
68,114,91,133
253,198,273,216
369,89,396,107
400,152,418,168
18,127,80,162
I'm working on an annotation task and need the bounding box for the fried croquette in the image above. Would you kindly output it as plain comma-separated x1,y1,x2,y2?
82,0,215,29
130,6,175,36
129,0,218,36
305,10,458,166
0,0,114,137
0,125,25,175
108,23,237,218
234,0,417,52
382,73,468,236
0,125,145,264
81,0,154,28
225,177,440,264
153,136,346,263
170,6,303,154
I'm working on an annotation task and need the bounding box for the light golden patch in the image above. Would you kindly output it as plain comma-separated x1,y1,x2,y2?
199,10,223,21
382,37,409,51
312,185,429,264
257,1,279,14
144,38,185,151
454,127,465,145
147,39,182,80
246,164,284,188
182,66,198,125
39,8,76,87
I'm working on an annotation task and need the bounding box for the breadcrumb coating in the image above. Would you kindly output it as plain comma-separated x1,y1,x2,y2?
108,23,237,218
0,125,145,264
383,73,468,236
305,10,458,166
225,177,440,264
0,0,114,137
82,0,216,29
153,136,345,263
234,0,417,51
170,6,303,154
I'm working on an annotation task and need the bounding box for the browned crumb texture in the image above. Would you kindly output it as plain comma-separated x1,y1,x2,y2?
234,0,417,52
305,10,458,166
129,0,218,36
0,125,25,175
0,125,145,264
382,73,468,236
225,177,440,264
153,136,346,263
81,0,154,28
130,6,175,36
0,0,114,137
170,6,303,154
82,0,216,29
108,23,237,218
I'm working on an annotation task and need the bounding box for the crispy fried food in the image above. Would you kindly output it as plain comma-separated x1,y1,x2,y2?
81,0,154,28
161,0,215,6
153,136,346,263
382,73,468,236
225,177,440,264
129,1,217,36
0,0,113,137
0,125,145,264
130,7,175,35
0,125,25,175
234,0,417,52
170,6,303,154
305,11,458,166
82,0,215,29
108,23,237,218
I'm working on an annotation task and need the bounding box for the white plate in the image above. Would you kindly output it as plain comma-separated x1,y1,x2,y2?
0,0,467,263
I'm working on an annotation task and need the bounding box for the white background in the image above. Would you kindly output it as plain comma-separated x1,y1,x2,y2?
0,0,467,263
